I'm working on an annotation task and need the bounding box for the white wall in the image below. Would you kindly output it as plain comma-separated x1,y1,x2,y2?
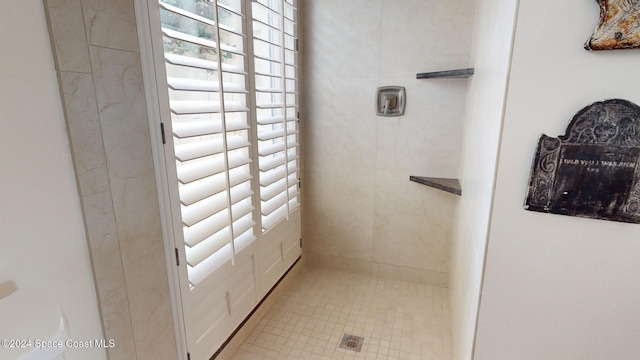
448,0,518,358
474,1,640,359
302,0,475,285
0,2,106,360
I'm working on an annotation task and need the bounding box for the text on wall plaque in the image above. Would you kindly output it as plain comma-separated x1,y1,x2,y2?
525,99,640,224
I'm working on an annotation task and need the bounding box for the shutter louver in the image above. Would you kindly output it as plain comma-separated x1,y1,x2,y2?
252,0,299,232
160,0,256,286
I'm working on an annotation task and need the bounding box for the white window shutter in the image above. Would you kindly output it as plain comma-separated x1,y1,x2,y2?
148,0,300,357
159,0,256,287
251,0,300,232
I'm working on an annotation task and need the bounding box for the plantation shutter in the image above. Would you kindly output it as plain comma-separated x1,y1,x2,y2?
251,0,300,232
159,0,255,286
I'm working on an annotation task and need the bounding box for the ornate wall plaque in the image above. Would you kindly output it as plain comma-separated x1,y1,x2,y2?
585,0,640,50
525,99,640,223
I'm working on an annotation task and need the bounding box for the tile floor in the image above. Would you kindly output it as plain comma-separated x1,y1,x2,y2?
230,266,452,360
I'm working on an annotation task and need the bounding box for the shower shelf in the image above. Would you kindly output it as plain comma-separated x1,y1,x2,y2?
409,176,461,196
416,68,474,79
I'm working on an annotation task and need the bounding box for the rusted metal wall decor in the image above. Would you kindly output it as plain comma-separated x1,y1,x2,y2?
585,0,640,50
525,99,640,223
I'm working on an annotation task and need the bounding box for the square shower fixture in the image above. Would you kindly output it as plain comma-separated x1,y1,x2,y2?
376,86,406,117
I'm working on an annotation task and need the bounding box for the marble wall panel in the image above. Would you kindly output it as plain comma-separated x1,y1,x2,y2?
81,0,140,52
82,191,136,360
373,176,455,273
379,0,437,78
432,0,476,58
303,171,374,261
304,76,378,175
43,0,91,73
122,245,176,359
375,80,467,177
302,120,343,173
59,72,110,196
303,0,382,79
302,171,337,254
325,175,375,260
372,262,448,287
88,46,155,261
89,45,177,360
304,253,373,276
90,47,144,115
88,46,157,260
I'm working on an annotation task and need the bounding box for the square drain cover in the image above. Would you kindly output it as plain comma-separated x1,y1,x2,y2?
339,334,364,352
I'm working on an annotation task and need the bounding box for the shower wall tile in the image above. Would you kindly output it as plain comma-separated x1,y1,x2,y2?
122,240,176,359
99,285,138,360
303,0,382,79
59,72,110,196
379,0,436,78
82,191,137,360
305,253,373,276
90,46,144,115
302,171,338,259
89,46,158,264
43,0,91,73
302,0,474,283
372,176,455,273
81,0,140,52
379,0,474,77
302,171,338,253
303,171,374,261
304,76,378,175
375,78,467,177
89,45,156,262
372,262,448,287
433,0,476,57
90,45,177,360
301,0,475,284
303,121,343,173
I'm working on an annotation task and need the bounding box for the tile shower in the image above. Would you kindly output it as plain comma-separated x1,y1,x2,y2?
230,267,452,360
228,1,475,358
301,0,475,285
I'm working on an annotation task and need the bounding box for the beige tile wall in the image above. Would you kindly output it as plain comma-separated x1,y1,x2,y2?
301,0,475,286
43,0,177,358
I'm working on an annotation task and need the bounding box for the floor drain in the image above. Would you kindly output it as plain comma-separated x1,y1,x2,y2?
339,334,364,352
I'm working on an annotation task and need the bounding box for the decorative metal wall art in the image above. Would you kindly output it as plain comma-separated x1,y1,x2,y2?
525,99,640,224
585,0,640,50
